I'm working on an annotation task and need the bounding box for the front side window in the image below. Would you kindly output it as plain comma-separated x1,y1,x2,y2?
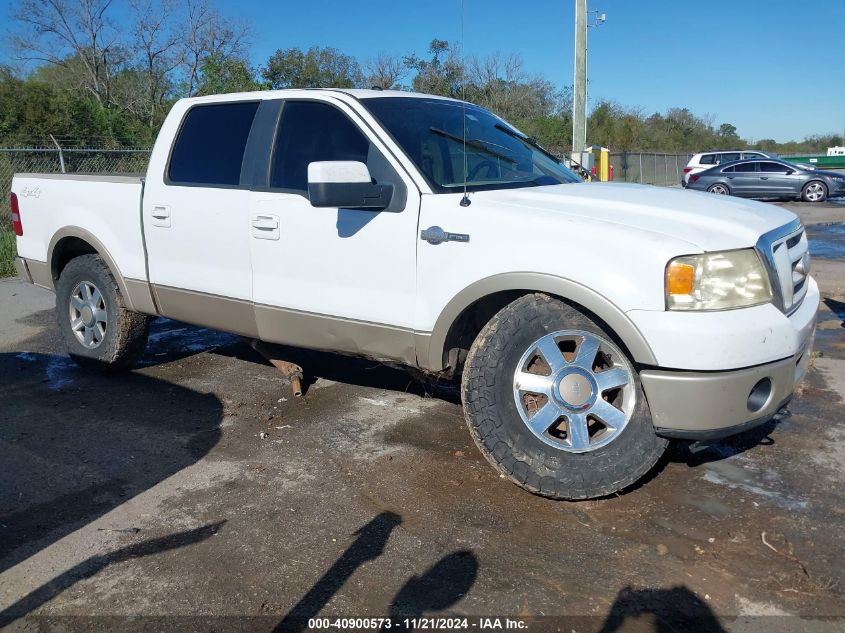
760,161,788,173
271,101,370,192
169,102,259,186
362,97,580,193
735,162,758,173
743,152,765,159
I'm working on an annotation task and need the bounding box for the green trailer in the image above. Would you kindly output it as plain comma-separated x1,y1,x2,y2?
781,154,845,169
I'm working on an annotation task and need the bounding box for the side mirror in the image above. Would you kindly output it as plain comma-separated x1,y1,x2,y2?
784,169,794,175
307,161,393,211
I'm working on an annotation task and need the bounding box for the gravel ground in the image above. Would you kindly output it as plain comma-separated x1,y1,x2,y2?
0,198,843,632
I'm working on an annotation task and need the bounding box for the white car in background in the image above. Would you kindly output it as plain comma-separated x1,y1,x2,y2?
682,150,774,186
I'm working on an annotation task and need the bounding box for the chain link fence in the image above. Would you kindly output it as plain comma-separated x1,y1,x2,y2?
1,147,152,224
609,152,690,187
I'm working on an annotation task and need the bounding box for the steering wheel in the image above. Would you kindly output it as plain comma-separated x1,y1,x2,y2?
468,160,498,181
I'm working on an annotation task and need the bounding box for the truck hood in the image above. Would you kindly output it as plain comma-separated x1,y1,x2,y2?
482,182,798,251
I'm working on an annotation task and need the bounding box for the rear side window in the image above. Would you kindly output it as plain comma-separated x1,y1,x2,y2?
719,152,741,163
271,101,370,192
169,102,260,186
735,162,757,173
699,154,716,165
722,166,735,173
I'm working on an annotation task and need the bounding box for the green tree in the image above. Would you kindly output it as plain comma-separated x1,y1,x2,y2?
196,54,261,96
261,46,363,89
0,68,144,146
405,39,464,97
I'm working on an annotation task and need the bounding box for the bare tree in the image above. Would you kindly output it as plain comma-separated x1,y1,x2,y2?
129,0,183,125
364,53,407,90
464,52,562,121
183,0,250,96
11,0,121,105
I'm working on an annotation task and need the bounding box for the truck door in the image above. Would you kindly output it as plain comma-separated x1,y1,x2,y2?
247,98,420,363
142,100,261,335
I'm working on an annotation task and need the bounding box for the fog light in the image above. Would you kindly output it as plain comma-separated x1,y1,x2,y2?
747,378,772,413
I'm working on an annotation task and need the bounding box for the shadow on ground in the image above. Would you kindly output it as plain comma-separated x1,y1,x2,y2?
0,350,224,575
0,522,225,625
274,512,479,633
598,586,727,632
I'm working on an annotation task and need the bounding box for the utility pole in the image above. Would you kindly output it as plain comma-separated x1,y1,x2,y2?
572,0,587,158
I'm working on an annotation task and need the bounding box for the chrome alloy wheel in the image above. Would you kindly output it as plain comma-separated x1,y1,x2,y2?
804,182,826,202
69,280,108,349
708,184,729,195
512,330,636,453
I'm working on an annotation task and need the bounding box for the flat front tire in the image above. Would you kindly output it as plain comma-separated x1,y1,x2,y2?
56,254,150,371
461,294,667,500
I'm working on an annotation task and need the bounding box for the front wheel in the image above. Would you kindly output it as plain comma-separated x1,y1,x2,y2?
707,183,730,195
56,254,150,371
461,294,667,500
802,181,827,203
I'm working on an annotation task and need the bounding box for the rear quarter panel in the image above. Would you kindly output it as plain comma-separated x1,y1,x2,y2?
11,174,147,284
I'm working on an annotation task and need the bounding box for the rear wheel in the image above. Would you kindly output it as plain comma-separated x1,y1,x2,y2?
461,294,667,500
802,181,827,203
56,254,150,371
707,183,730,195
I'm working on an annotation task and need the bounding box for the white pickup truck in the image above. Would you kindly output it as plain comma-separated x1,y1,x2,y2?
10,89,818,499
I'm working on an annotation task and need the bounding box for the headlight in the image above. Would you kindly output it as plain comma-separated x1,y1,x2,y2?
665,249,772,310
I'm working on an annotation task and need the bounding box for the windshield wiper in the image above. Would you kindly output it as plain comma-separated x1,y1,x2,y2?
494,123,563,164
429,127,517,164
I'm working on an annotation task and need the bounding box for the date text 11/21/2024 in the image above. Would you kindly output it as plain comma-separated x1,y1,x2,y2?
307,617,528,629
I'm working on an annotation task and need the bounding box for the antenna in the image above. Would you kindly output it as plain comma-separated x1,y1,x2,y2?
459,0,471,207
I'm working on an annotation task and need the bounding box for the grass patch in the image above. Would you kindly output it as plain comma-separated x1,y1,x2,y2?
0,227,17,277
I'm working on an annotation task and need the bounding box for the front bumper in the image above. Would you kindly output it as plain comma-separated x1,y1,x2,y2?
829,181,845,197
642,332,812,439
636,277,818,439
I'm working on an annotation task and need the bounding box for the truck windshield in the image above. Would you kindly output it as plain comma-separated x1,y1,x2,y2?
361,97,581,193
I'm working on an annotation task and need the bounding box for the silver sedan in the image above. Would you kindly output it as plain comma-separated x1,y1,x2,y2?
686,158,845,202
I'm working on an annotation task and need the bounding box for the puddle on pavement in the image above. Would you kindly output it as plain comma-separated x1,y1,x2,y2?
806,223,845,259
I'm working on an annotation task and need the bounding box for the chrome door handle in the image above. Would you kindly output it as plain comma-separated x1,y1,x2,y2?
421,226,470,245
252,216,279,230
251,213,280,240
150,204,171,227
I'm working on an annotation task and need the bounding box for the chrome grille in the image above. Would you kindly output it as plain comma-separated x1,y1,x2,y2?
756,219,809,314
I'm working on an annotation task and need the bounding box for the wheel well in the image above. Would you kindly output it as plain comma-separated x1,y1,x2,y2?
50,236,98,282
441,290,636,375
804,179,827,189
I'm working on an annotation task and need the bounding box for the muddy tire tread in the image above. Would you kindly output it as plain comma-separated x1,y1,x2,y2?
461,293,667,500
56,254,150,372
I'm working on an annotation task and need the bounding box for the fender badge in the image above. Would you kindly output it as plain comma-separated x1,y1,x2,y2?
20,187,41,198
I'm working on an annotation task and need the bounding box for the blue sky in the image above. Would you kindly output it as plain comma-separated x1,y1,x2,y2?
3,0,842,141
230,0,844,142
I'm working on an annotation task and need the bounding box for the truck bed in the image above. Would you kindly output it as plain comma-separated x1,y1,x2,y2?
11,172,148,289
